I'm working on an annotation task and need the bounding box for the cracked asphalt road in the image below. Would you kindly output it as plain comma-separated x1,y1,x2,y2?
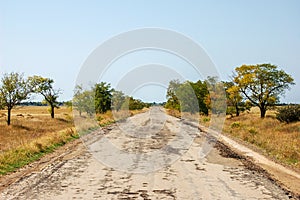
0,107,292,199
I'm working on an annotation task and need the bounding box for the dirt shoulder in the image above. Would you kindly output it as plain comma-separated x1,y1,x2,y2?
0,136,85,192
0,124,113,193
199,125,300,198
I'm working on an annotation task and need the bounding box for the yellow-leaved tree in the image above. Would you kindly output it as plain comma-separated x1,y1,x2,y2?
233,64,294,118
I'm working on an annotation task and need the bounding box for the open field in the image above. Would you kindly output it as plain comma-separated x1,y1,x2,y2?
166,107,300,170
0,106,149,175
223,107,300,170
0,106,76,175
0,106,74,152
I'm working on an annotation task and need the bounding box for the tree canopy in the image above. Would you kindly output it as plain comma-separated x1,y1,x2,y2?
94,82,113,114
0,72,31,125
73,82,148,117
233,64,294,118
73,85,95,117
28,75,60,118
165,79,210,115
223,81,249,116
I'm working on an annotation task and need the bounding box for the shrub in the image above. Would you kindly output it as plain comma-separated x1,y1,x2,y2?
276,105,300,123
248,127,258,135
231,122,241,128
202,117,210,123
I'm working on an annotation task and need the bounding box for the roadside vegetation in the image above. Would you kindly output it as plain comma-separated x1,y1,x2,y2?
224,108,300,169
165,63,299,169
0,73,149,175
0,106,76,175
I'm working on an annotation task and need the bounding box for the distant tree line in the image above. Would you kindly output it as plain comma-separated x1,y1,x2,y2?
165,63,295,119
19,101,66,106
73,82,150,117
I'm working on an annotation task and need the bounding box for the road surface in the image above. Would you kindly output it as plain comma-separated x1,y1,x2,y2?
0,107,293,199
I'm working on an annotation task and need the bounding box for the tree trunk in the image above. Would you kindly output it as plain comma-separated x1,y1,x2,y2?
260,107,266,118
51,105,55,118
235,104,240,117
7,108,11,125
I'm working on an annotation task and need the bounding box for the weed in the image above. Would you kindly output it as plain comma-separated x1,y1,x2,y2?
248,128,258,135
231,122,241,128
203,117,210,123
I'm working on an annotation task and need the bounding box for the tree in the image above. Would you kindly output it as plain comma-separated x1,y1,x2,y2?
175,81,199,114
205,76,227,115
190,80,209,115
224,81,243,116
165,79,181,110
80,90,95,117
73,85,95,117
233,64,294,118
128,97,145,110
94,82,113,114
0,95,4,110
0,72,30,125
112,90,125,111
29,76,60,118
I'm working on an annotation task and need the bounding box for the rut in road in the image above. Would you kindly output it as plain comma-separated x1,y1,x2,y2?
0,107,292,199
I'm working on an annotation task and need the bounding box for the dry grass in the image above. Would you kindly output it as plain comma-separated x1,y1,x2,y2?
165,109,211,127
0,106,76,175
166,107,300,169
96,108,149,127
0,106,149,175
223,108,300,169
0,106,74,152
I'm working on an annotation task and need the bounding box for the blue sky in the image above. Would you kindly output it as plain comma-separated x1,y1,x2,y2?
0,0,299,103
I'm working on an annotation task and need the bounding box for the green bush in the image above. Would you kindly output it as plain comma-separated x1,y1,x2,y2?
231,122,241,128
276,105,300,123
202,117,210,123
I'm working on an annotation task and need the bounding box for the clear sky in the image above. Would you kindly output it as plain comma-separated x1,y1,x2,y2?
0,0,299,103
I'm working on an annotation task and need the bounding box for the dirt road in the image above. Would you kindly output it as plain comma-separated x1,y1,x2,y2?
0,107,295,199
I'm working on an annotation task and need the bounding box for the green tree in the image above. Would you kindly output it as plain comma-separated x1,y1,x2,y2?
80,90,95,117
176,81,199,114
0,72,31,125
233,64,294,118
29,76,60,118
190,80,209,115
112,90,125,111
165,79,181,110
120,96,147,110
73,85,95,116
94,82,113,114
0,92,4,109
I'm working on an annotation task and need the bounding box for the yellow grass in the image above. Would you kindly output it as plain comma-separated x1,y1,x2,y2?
165,109,211,127
0,106,149,175
0,106,76,175
96,108,149,127
166,107,300,169
0,106,74,152
223,108,300,169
